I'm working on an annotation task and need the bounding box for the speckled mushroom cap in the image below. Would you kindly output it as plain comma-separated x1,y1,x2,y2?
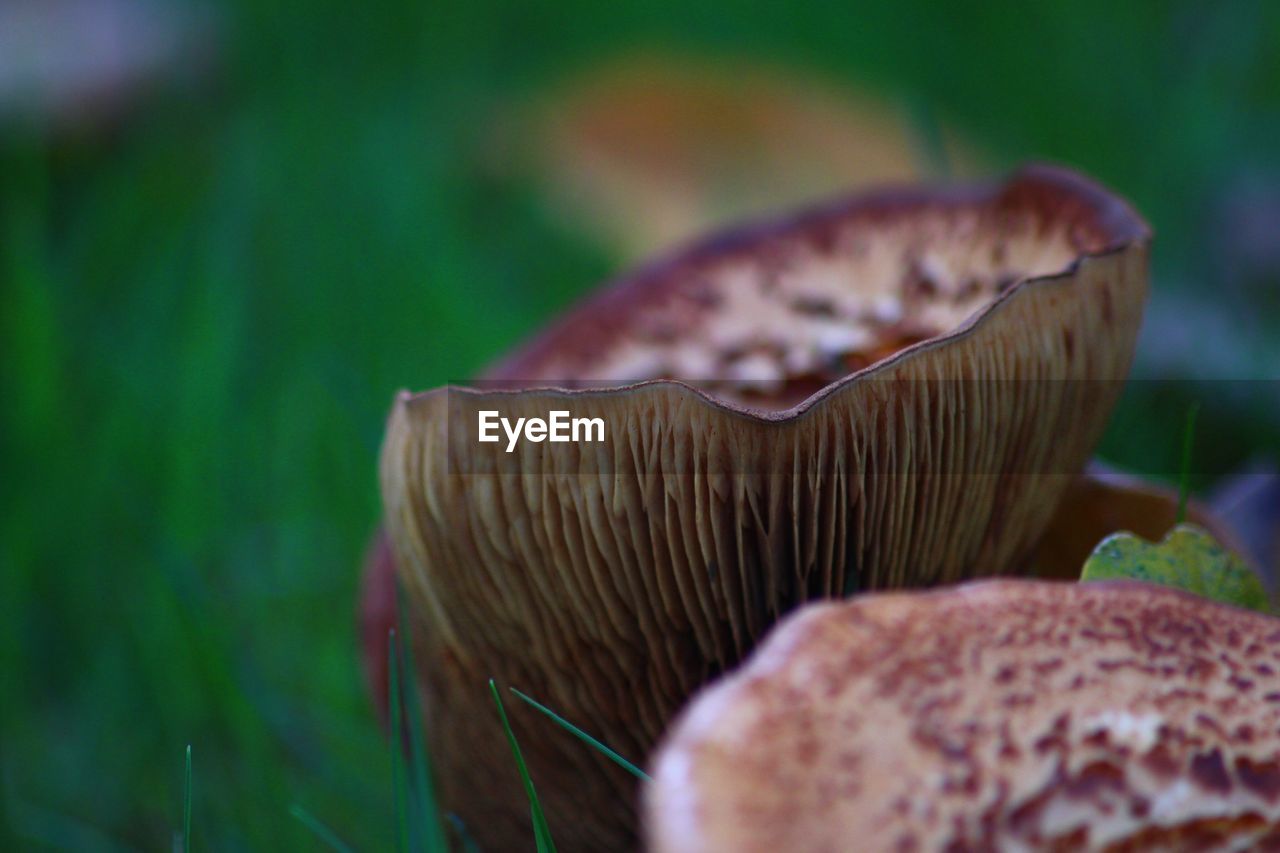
482,165,1146,410
646,580,1280,852
380,165,1150,850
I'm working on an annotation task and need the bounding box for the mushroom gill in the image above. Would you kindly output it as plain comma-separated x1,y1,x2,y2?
379,165,1150,850
645,579,1280,852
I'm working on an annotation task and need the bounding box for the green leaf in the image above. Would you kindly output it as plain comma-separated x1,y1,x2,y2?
1081,523,1273,614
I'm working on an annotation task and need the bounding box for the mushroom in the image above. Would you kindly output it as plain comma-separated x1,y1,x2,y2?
646,579,1280,852
379,165,1150,849
508,52,982,260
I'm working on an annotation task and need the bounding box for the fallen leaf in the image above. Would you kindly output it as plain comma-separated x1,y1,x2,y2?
1080,523,1273,614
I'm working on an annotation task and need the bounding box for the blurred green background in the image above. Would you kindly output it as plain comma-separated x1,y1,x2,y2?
2,0,1278,849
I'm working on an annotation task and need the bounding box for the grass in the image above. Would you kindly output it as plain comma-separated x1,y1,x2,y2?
2,0,1278,848
489,681,556,853
1177,401,1202,525
389,633,408,852
294,651,645,850
394,593,449,853
289,804,354,853
446,814,480,853
386,589,449,853
183,746,192,853
510,689,650,782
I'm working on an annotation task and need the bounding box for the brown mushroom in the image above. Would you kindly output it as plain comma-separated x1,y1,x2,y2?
646,579,1280,852
379,165,1150,849
510,52,982,259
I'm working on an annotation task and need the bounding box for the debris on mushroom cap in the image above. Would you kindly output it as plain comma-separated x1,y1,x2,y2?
646,580,1280,852
380,166,1150,850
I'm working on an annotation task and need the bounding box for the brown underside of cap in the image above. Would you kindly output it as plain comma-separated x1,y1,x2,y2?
647,580,1280,852
381,166,1151,850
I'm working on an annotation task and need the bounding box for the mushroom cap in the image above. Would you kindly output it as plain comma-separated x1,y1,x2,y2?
646,579,1280,852
482,164,1147,411
380,166,1150,849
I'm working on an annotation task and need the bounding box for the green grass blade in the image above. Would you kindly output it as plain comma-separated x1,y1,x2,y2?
183,745,192,853
510,689,649,781
1176,401,1201,524
389,630,408,853
533,810,552,852
0,739,11,851
489,679,556,853
289,804,355,853
446,814,480,853
395,584,448,852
